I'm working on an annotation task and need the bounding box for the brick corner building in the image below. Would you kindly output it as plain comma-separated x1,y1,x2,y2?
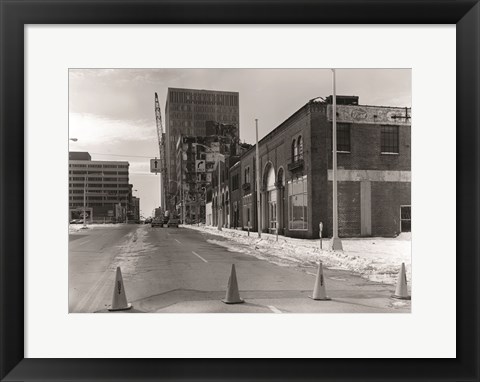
222,96,411,239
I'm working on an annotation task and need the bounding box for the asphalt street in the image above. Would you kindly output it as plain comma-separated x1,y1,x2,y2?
69,224,411,313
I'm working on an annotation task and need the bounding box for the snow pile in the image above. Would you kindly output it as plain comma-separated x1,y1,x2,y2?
183,224,411,285
69,223,126,233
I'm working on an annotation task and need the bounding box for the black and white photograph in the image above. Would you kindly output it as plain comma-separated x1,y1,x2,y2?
68,68,412,313
3,2,478,376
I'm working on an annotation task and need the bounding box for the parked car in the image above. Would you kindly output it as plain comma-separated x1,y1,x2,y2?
167,217,180,228
69,219,83,224
144,218,152,224
151,218,163,227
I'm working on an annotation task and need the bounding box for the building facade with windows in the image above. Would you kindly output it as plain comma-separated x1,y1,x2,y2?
165,88,240,209
176,126,250,225
68,152,135,223
227,96,411,239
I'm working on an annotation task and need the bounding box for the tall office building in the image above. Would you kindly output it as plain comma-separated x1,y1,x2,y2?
165,88,239,208
68,152,135,223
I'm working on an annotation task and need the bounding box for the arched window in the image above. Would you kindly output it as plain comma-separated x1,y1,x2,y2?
292,139,298,162
297,136,303,160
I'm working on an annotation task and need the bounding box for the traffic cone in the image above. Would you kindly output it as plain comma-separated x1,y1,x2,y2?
222,264,244,304
309,262,331,301
108,266,133,311
392,262,411,300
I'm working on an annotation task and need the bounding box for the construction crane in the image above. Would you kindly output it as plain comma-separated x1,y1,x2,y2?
154,92,167,211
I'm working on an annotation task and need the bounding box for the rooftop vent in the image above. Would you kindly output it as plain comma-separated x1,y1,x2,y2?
325,95,359,106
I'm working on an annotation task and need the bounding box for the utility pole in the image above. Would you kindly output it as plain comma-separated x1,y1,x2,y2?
330,69,343,251
83,175,87,228
255,119,261,238
217,155,222,231
125,195,129,224
154,93,167,211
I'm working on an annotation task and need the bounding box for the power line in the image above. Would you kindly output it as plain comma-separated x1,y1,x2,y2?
90,152,156,159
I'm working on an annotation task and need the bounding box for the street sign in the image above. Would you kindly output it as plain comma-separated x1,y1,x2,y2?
150,158,160,173
196,160,206,173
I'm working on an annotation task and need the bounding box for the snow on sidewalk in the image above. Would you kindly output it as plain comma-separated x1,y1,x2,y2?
69,223,127,233
183,224,411,285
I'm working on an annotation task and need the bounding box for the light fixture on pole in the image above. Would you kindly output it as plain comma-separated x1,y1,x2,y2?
255,119,261,238
83,176,87,228
330,69,343,251
217,152,223,231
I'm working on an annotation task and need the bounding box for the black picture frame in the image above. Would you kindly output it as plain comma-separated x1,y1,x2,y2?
1,1,478,381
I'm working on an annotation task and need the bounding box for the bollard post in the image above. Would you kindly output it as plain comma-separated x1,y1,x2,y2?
276,224,278,242
248,222,250,237
319,222,323,250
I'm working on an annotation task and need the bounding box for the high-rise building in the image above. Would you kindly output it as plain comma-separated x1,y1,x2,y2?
165,88,239,208
68,152,135,223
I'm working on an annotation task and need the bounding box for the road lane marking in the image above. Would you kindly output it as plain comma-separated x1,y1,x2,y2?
191,251,208,263
175,239,182,244
307,272,316,276
268,305,282,314
76,239,91,245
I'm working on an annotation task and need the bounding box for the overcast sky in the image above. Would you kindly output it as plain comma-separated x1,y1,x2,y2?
69,68,411,217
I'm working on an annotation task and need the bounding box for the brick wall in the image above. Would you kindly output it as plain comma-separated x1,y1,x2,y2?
325,181,361,237
325,180,410,237
327,123,411,171
309,104,330,239
258,106,311,237
371,181,411,237
239,149,258,231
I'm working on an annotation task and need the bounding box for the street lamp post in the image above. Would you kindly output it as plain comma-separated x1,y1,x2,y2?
255,119,261,238
83,176,87,228
217,154,222,231
125,195,129,224
331,69,343,251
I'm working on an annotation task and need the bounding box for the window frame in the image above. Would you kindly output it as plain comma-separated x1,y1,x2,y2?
336,123,351,153
297,136,303,160
287,175,308,231
400,205,411,232
380,125,400,154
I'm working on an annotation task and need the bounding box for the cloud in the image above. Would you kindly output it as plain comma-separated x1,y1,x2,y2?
69,112,157,145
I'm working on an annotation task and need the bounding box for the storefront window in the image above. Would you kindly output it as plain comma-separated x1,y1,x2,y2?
268,190,277,230
288,176,308,230
243,194,252,228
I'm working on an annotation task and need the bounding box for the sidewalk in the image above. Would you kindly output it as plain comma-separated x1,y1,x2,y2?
182,224,411,285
